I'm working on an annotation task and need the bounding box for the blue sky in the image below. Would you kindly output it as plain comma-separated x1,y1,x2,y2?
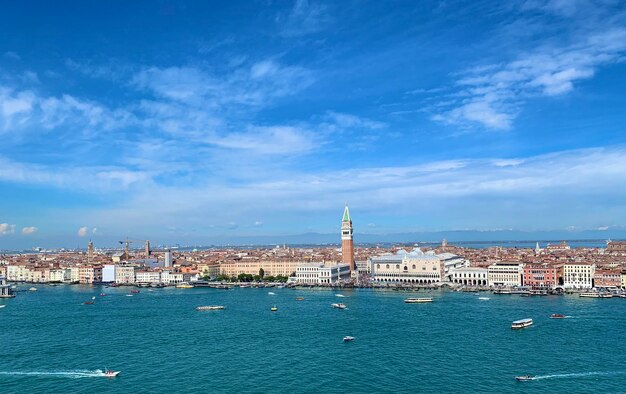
1,0,626,248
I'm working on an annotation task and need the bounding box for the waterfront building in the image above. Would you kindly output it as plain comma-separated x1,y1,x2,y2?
370,249,445,284
295,263,351,284
450,267,488,286
68,266,80,283
48,268,69,283
341,205,355,275
622,270,626,288
6,264,29,282
593,268,621,287
523,264,558,289
102,264,116,283
563,263,595,289
197,263,220,279
487,263,523,287
219,260,302,278
79,266,103,284
115,265,136,284
135,270,161,284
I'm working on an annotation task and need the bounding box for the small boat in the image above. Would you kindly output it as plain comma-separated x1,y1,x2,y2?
515,375,534,381
295,297,305,301
343,336,355,342
176,283,194,289
550,313,566,319
404,298,433,303
511,318,533,329
131,289,140,293
268,292,276,295
0,305,5,308
103,369,120,377
83,301,94,305
28,287,37,291
196,305,225,311
270,306,278,312
126,294,133,297
478,297,490,300
331,303,347,309
335,294,345,298
100,293,106,296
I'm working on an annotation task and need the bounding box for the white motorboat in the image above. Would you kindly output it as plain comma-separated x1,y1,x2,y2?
511,318,533,329
404,298,433,303
515,375,534,381
196,305,225,311
343,336,355,342
331,303,347,309
103,369,120,377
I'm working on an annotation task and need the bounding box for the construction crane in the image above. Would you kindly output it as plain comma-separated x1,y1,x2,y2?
118,237,150,258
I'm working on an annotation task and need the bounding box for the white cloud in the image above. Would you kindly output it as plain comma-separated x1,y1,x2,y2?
77,227,89,237
0,223,15,236
432,28,626,129
0,87,36,132
21,226,38,235
254,221,264,227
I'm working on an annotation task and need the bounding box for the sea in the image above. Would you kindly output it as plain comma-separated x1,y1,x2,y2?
1,285,626,393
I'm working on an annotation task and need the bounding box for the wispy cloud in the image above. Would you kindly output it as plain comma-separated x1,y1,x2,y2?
77,227,88,237
277,0,331,37
431,19,626,129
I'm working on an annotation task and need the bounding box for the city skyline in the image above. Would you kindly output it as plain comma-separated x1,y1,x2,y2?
2,1,626,248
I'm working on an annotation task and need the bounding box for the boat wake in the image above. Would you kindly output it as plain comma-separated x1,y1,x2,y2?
532,371,624,380
0,369,107,379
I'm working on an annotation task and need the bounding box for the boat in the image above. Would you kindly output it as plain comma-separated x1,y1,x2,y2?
270,306,278,312
100,293,106,296
478,297,490,300
28,287,37,291
599,293,613,298
493,289,511,295
335,294,345,298
550,314,566,319
83,301,94,305
126,294,133,297
343,336,355,342
0,305,5,308
404,298,433,303
511,318,533,329
515,375,534,381
196,305,225,311
103,369,120,378
215,284,230,289
268,292,276,295
295,297,305,301
131,289,140,293
580,292,600,298
176,283,194,289
331,303,347,309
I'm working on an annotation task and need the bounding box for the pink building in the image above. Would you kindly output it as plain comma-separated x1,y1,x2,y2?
523,264,559,288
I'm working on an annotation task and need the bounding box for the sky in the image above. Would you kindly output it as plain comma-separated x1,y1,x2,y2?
1,0,626,248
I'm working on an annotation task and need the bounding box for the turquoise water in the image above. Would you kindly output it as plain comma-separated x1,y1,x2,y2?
1,286,625,393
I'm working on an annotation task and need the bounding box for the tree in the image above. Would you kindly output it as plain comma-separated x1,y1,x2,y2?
265,275,275,282
259,268,265,279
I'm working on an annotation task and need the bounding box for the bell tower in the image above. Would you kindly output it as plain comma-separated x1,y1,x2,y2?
341,204,354,273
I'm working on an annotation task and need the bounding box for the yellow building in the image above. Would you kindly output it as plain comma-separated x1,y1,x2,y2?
220,260,305,277
621,270,626,288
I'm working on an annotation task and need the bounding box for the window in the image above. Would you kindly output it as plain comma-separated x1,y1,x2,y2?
412,264,416,269
386,264,389,269
396,264,400,269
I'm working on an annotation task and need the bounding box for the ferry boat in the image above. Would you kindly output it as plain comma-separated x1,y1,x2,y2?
511,318,533,329
343,336,355,342
579,292,600,298
404,298,433,303
515,375,534,381
550,314,566,319
196,305,225,311
493,289,512,295
176,283,194,289
599,293,613,298
331,303,347,309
